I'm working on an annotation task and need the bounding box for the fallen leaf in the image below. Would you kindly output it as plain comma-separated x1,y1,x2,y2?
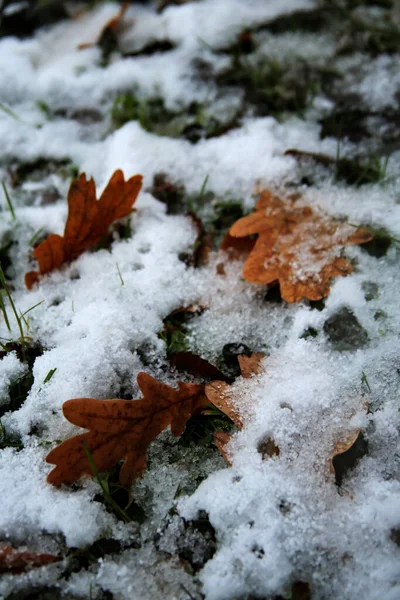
237,352,265,379
205,352,265,429
257,435,280,459
205,353,280,465
180,213,212,267
25,169,142,288
46,372,208,487
157,0,191,13
0,544,61,574
220,230,256,258
291,581,311,600
169,351,232,382
331,429,368,486
228,190,373,302
214,430,232,465
78,2,129,51
206,381,243,428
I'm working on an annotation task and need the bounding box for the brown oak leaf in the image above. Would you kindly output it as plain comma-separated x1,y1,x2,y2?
25,169,142,288
46,372,208,487
228,190,373,302
0,544,61,574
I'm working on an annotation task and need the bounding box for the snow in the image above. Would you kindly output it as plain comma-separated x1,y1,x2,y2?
0,352,27,407
0,1,399,599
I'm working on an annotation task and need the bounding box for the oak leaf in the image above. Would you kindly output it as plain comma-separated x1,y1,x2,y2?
25,169,142,288
205,352,265,462
0,543,61,574
46,372,208,487
228,190,373,302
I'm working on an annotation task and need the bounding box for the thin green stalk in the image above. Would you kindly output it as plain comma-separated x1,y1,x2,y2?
43,368,57,384
0,340,11,352
198,174,209,203
1,181,16,220
116,263,124,286
361,370,371,393
334,135,341,182
0,102,21,122
83,441,131,523
29,227,45,247
21,300,44,318
0,266,25,355
0,292,11,332
380,155,390,181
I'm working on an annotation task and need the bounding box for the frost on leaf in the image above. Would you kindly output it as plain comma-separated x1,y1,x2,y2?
25,169,142,288
46,372,208,488
228,190,373,302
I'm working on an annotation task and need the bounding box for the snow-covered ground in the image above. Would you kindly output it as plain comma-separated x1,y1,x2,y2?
0,1,399,599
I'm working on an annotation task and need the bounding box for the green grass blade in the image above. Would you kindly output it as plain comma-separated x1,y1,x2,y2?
0,102,21,122
1,181,16,220
83,441,131,523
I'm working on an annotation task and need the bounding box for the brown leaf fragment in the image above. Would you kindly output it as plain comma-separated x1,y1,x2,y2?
220,231,256,258
180,213,212,267
331,430,368,486
77,2,129,50
257,435,280,459
205,380,243,428
169,351,232,383
25,169,142,288
228,190,373,302
205,352,265,429
214,431,232,465
0,544,61,574
237,352,265,378
291,581,311,600
330,430,361,473
46,372,208,488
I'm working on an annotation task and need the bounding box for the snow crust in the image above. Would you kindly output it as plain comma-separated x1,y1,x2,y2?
0,1,399,599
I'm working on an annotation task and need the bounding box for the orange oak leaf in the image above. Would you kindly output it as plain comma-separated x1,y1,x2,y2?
25,169,142,289
228,190,373,302
46,372,208,488
0,544,61,574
